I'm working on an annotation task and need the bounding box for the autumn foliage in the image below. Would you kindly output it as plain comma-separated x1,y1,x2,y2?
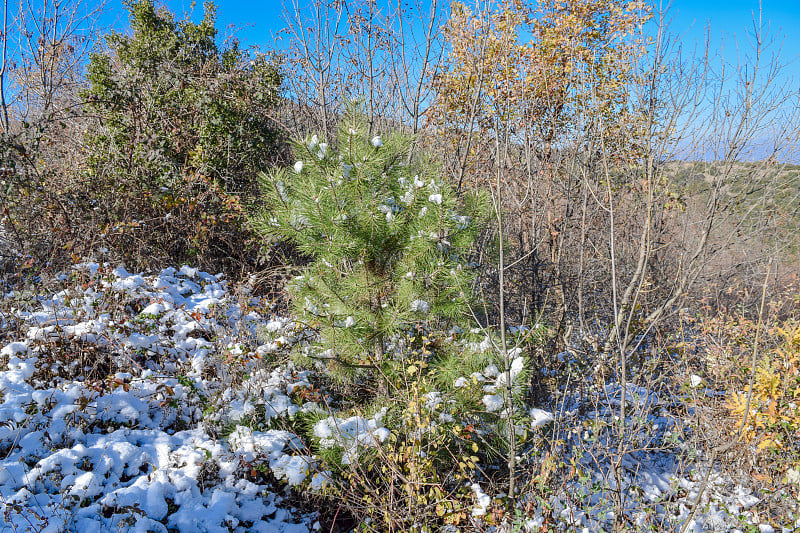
433,0,650,165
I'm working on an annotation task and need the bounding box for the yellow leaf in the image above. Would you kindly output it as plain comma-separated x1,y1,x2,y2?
758,437,778,451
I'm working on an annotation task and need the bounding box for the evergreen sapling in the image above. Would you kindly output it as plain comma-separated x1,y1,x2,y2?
252,110,487,396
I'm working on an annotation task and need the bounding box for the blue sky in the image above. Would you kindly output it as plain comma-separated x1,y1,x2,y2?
98,0,800,161
99,0,800,73
663,0,800,75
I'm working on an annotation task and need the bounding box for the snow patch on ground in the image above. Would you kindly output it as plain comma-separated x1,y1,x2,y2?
0,264,314,532
0,262,794,531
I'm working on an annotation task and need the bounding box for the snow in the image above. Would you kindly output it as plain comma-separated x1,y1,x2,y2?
0,261,791,532
428,193,443,204
482,393,504,412
313,409,390,465
494,356,525,387
453,376,469,388
410,299,430,313
483,364,500,377
0,341,26,357
470,483,491,516
424,391,442,410
228,426,298,462
271,454,312,486
0,264,314,532
529,407,555,428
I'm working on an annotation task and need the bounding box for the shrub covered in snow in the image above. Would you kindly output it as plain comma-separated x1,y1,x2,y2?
0,264,314,531
0,262,795,532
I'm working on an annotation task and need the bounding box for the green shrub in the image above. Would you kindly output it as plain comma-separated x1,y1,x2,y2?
84,1,282,193
74,0,282,270
248,108,503,529
251,105,488,395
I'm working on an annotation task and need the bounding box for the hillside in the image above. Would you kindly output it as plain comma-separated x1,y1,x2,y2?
0,263,796,531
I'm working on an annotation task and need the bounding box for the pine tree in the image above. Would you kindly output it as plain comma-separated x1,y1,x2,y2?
251,108,487,395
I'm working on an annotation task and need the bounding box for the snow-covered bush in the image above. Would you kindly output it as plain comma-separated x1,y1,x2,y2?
0,262,790,531
0,264,315,531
